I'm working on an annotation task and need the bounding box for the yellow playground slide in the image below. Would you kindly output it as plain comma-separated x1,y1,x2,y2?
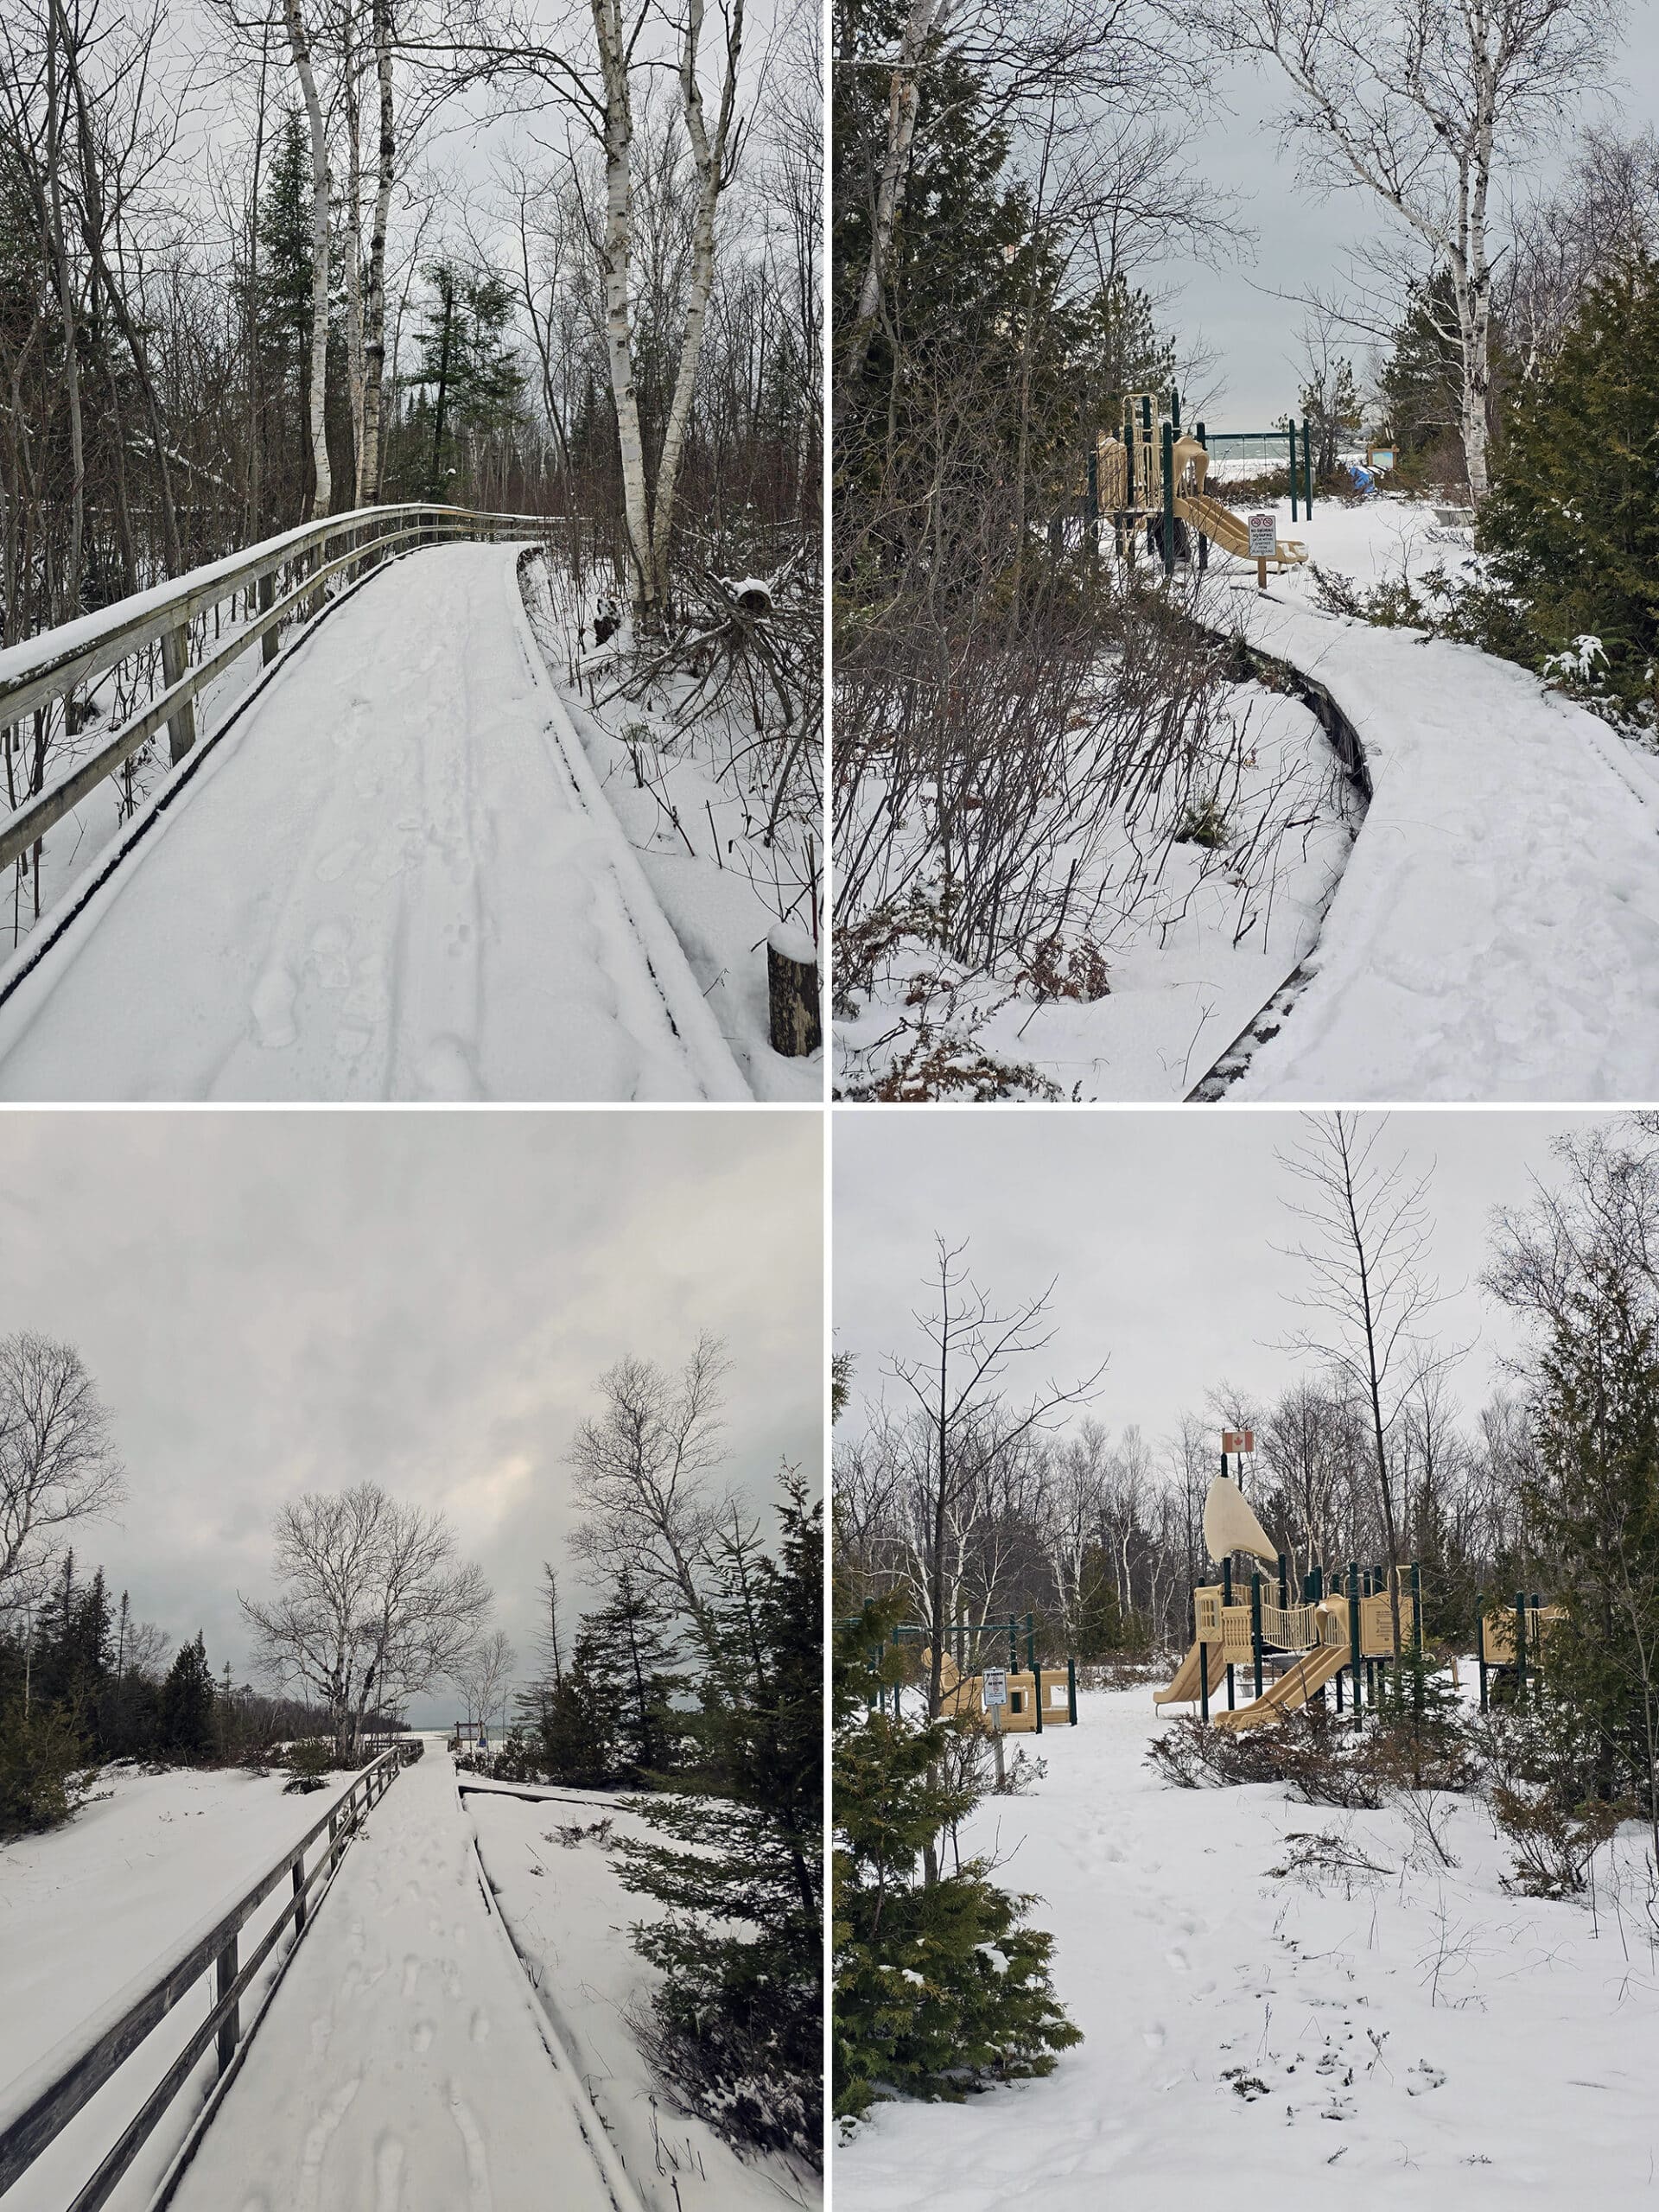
1154,1638,1230,1707
1210,1641,1348,1730
1175,489,1306,570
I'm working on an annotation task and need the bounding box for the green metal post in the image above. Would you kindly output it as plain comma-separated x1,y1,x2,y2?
1250,1573,1263,1700
1410,1560,1425,1717
1289,419,1300,524
1160,419,1176,576
1223,1558,1236,1708
1195,420,1210,571
1348,1561,1362,1716
1142,396,1155,556
1067,1653,1077,1726
1515,1588,1528,1705
1304,416,1315,510
1086,447,1099,558
1199,1641,1210,1723
1008,1618,1018,1676
1028,1613,1040,1732
1026,1612,1037,1671
1278,1551,1289,1611
1170,386,1181,432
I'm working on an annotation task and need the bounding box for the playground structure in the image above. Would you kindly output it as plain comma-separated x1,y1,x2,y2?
1154,1450,1422,1727
1090,391,1313,581
865,1614,1080,1734
1478,1596,1565,1708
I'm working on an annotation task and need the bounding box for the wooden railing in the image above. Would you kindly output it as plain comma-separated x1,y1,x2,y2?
0,1739,420,2211
0,504,552,876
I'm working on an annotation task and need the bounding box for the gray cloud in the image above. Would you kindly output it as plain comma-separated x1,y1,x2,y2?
1,1110,823,1723
834,1109,1614,1448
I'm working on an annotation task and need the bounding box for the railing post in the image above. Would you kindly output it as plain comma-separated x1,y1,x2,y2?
1250,1572,1263,1699
258,570,277,665
292,1856,307,1936
214,1933,239,2075
161,624,196,763
1348,1560,1362,1715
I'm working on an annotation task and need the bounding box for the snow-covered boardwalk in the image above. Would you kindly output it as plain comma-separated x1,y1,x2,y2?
1211,581,1659,1100
168,1745,624,2212
0,541,747,1101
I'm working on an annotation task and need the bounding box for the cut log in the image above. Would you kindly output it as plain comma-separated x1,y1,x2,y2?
767,924,821,1057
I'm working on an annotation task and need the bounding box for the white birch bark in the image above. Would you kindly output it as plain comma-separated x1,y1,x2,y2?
841,0,948,387
360,0,396,501
282,0,333,516
648,0,744,607
590,0,655,618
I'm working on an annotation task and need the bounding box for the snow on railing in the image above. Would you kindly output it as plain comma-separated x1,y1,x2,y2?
0,1740,421,2212
0,504,553,880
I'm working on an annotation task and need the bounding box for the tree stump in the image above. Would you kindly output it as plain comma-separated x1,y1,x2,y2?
766,925,821,1057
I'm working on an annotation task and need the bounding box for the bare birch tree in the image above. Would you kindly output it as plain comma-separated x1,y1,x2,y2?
281,0,333,514
0,1333,126,1619
1208,0,1618,499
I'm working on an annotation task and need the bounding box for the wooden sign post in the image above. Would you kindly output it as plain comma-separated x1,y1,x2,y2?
982,1665,1008,1790
1248,512,1276,592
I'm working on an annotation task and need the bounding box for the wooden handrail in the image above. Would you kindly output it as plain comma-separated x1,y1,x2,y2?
0,505,553,878
0,1739,422,2209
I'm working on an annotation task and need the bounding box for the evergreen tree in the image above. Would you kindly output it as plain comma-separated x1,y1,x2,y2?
613,1481,823,2165
834,1596,1080,2123
1480,255,1659,719
587,1569,687,1784
1377,271,1465,464
159,1634,217,1764
537,1624,615,1788
1523,1262,1659,1842
407,260,523,499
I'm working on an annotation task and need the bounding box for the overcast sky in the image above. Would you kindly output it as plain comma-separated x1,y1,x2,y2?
1,1110,821,1724
1155,30,1659,427
833,1109,1622,1453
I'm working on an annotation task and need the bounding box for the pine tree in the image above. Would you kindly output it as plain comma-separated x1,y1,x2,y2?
1480,254,1659,718
587,1569,687,1784
613,1480,823,2165
833,1597,1080,2123
408,260,523,499
159,1634,217,1764
537,1624,615,1788
1522,1262,1659,1843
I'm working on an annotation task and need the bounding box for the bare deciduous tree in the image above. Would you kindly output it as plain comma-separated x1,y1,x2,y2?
459,1627,516,1735
1277,1111,1463,1650
1211,0,1618,499
567,1332,731,1659
241,1481,491,1757
0,1332,126,1619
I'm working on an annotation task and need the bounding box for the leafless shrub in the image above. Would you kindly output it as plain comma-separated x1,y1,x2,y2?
1491,1782,1624,1897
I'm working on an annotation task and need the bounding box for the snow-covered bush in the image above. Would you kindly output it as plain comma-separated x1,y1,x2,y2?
0,1703,102,1838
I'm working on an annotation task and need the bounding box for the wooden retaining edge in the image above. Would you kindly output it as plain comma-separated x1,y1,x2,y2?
1182,615,1374,1101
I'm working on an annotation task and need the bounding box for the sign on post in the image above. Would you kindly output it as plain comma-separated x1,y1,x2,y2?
982,1666,1008,1711
1247,511,1275,592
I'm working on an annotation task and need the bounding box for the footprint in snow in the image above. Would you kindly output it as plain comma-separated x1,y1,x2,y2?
315,838,365,885
1407,2061,1446,2094
410,2018,435,2055
249,963,297,1050
401,1956,422,1999
1164,1948,1189,1973
469,2009,491,2045
374,2135,406,2212
1142,2024,1166,2050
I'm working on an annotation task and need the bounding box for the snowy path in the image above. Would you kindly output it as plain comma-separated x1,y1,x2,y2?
168,1746,625,2212
1197,567,1659,1100
0,542,747,1100
837,1687,1659,2211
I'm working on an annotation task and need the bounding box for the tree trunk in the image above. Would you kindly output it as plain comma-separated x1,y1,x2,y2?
649,0,743,607
45,0,85,627
283,0,333,517
591,0,656,622
344,39,366,505
841,0,942,388
361,0,396,501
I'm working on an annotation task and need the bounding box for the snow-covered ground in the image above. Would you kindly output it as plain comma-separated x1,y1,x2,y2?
168,1745,626,2212
0,1758,372,2212
463,1778,818,2210
0,540,750,1101
836,1685,1659,2210
836,486,1659,1101
835,680,1357,1102
520,556,823,1103
1200,495,1659,1099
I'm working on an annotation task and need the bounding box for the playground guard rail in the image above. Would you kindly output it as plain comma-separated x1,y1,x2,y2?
0,1738,423,2210
0,504,555,877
